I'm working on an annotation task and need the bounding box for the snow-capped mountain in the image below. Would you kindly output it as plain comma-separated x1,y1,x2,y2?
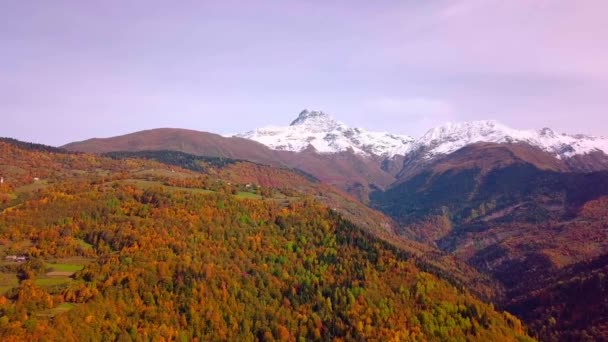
410,120,608,160
236,110,415,157
237,110,608,161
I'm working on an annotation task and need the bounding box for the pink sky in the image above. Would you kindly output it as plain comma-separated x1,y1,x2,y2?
2,0,607,145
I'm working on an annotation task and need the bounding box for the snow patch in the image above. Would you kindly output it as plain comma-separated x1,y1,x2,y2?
236,110,608,160
236,109,415,157
412,120,608,160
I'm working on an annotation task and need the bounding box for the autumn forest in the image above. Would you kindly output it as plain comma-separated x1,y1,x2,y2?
0,140,537,341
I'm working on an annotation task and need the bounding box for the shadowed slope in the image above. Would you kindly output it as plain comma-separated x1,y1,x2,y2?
371,142,608,340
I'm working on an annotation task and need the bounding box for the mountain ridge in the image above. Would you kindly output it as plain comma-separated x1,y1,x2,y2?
237,109,415,157
237,110,608,165
62,127,397,200
62,111,608,202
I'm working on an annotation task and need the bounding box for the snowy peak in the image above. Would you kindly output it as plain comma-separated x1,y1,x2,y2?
290,110,334,126
412,120,608,160
539,127,556,137
419,120,505,144
236,109,414,157
287,109,341,133
237,110,608,161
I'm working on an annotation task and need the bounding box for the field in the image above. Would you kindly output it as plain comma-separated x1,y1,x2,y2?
36,303,76,318
45,262,85,273
0,257,93,295
235,191,262,199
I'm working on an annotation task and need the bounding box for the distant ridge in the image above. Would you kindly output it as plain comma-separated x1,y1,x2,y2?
1,137,74,154
237,109,608,162
63,128,283,166
62,127,396,200
62,111,608,201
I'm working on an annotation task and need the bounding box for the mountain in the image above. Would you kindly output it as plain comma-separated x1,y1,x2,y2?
42,111,608,339
63,127,397,201
397,120,608,179
403,120,608,161
0,139,532,341
62,128,283,166
237,109,415,157
370,142,608,340
64,112,608,203
237,111,608,177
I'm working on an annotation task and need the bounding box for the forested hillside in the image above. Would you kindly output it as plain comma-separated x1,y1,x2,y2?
0,141,532,341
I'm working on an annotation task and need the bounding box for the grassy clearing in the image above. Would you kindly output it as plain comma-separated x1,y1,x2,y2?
165,186,214,194
120,179,164,189
46,263,84,273
235,192,262,200
46,271,75,277
0,258,92,292
36,303,76,318
47,256,95,264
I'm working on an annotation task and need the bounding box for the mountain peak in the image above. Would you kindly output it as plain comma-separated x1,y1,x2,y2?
539,127,556,137
412,120,608,160
238,112,608,160
290,109,335,126
237,110,414,157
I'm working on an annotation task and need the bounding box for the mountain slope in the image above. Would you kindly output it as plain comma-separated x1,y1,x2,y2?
0,139,532,341
370,142,608,340
63,128,397,200
507,253,608,341
397,121,608,179
395,142,570,183
62,128,283,166
100,148,502,300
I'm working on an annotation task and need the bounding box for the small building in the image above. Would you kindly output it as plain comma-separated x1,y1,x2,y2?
4,255,27,262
